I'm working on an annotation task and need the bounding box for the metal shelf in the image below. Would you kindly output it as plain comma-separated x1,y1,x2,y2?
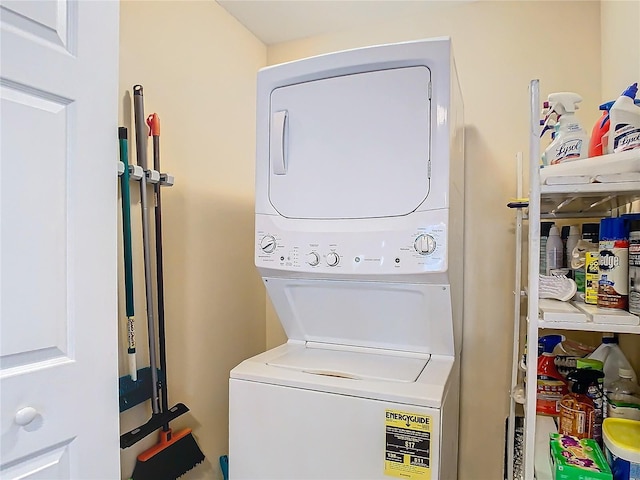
538,319,640,334
540,184,640,217
512,80,640,480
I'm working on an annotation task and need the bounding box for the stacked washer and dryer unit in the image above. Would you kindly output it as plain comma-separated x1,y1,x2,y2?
229,38,464,480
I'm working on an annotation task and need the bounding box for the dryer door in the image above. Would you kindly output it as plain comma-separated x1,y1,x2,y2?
269,66,431,219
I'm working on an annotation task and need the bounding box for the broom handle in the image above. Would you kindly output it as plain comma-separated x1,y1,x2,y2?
147,113,170,430
133,85,161,416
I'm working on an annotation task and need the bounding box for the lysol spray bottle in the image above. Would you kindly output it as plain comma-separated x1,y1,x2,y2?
608,82,640,154
629,220,640,314
597,217,629,309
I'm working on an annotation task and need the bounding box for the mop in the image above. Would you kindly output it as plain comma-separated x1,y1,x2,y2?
129,95,204,479
119,127,137,381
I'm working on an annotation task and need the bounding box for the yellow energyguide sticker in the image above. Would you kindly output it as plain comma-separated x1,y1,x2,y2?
384,409,432,479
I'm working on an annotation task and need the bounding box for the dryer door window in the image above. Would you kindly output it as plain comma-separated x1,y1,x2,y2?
269,66,431,219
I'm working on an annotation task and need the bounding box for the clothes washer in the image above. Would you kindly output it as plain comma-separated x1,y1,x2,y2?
230,37,464,480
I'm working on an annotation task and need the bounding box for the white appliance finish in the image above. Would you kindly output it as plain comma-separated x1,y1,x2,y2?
230,37,464,480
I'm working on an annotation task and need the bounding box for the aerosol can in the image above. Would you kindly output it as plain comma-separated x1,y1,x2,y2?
542,92,590,165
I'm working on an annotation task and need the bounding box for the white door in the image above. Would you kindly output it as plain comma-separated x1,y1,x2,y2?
0,1,120,478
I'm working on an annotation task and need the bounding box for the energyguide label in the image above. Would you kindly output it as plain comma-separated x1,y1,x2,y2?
384,409,432,479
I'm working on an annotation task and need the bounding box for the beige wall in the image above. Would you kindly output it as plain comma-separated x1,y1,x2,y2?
118,2,266,478
601,0,640,376
601,0,640,100
264,2,602,478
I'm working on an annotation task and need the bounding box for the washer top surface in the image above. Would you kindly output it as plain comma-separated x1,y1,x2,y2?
231,341,455,408
267,345,430,382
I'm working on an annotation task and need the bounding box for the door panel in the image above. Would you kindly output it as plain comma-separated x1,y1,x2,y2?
0,0,74,51
1,84,71,370
0,1,119,477
1,440,72,479
269,66,431,219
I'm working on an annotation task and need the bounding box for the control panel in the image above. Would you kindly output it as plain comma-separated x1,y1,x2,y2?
255,217,448,274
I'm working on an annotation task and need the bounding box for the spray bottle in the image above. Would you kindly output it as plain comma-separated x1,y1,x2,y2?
542,92,590,165
537,335,568,416
608,82,640,154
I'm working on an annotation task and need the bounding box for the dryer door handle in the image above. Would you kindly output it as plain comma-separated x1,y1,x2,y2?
271,110,288,175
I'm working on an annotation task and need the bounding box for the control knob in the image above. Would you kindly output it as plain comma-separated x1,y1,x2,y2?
306,252,320,266
414,234,436,255
326,252,340,267
260,235,277,254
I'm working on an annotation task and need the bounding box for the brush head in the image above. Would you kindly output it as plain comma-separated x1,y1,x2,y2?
131,429,205,480
538,274,577,302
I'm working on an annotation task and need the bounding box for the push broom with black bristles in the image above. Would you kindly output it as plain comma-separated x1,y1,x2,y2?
125,85,204,479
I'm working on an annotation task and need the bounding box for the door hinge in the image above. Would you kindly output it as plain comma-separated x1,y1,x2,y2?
428,159,431,178
428,81,432,100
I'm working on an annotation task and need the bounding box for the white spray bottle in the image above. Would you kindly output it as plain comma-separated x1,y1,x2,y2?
608,82,640,154
542,92,590,165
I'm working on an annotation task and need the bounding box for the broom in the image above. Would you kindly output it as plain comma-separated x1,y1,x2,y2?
131,106,204,479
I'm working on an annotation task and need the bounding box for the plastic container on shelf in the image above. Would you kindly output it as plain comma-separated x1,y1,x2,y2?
630,220,640,315
602,418,640,480
607,369,640,421
590,98,640,157
537,335,568,416
588,334,638,391
547,225,564,275
542,92,590,165
608,83,640,154
591,101,616,157
584,224,602,245
561,369,604,440
598,217,629,310
586,252,600,305
541,221,556,275
567,366,605,445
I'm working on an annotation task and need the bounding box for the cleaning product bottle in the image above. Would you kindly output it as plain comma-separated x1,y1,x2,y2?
582,223,601,244
589,98,640,157
560,370,597,440
598,217,629,310
542,92,590,165
561,226,570,267
607,368,640,420
590,101,616,157
567,366,605,444
608,82,640,154
629,219,640,315
588,334,638,391
537,335,568,416
546,225,564,275
540,222,556,275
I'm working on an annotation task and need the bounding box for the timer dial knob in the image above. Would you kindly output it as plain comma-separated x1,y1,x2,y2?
414,234,436,255
306,252,320,266
326,252,340,267
260,235,277,254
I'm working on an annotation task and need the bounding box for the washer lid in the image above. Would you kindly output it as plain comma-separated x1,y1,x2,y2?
264,277,454,356
268,66,431,219
267,345,429,383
